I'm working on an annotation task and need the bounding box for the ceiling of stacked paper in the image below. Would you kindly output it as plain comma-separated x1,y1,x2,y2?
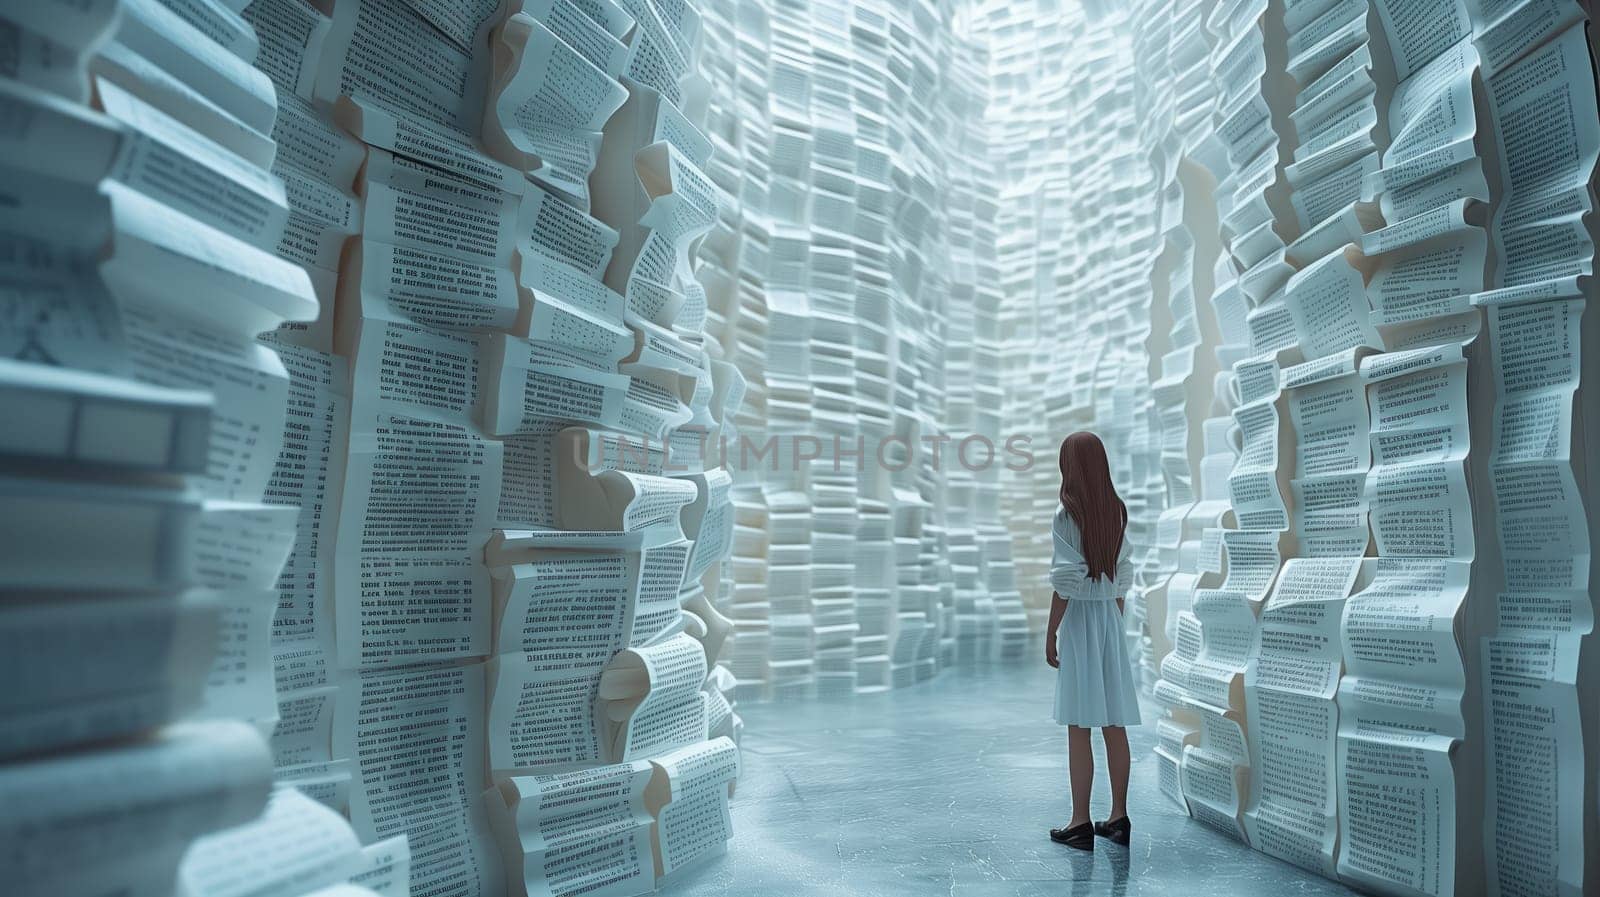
2,0,1597,895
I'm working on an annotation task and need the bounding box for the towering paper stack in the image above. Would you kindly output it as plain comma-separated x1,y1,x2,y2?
471,0,747,890
690,0,754,739
0,1,398,894
681,0,1021,696
1326,4,1489,893
799,0,863,698
1121,0,1296,844
846,0,899,690
1475,10,1599,895
304,2,535,892
1139,0,1235,789
1141,64,1238,807
757,0,820,700
960,85,1031,660
976,3,1167,648
241,0,362,812
711,0,778,704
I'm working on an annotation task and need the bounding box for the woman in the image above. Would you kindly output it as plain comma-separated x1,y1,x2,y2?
1045,432,1141,851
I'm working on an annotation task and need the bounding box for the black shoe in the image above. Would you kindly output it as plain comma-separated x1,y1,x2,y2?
1094,816,1131,846
1049,821,1095,850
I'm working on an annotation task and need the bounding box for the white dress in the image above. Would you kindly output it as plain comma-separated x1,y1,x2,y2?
1050,508,1142,727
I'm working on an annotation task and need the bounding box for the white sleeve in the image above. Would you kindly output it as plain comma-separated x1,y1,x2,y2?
1114,533,1134,594
1049,512,1089,599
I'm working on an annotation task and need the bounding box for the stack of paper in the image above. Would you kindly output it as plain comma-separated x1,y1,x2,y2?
725,488,774,701
475,0,747,889
688,0,754,718
0,366,217,757
1242,557,1362,876
702,0,777,704
1473,12,1598,896
1279,0,1385,251
890,486,935,688
1123,0,1294,846
671,0,1029,695
1149,417,1237,819
974,2,1168,643
642,737,741,878
0,721,276,897
1319,6,1486,894
0,0,336,892
177,787,410,897
1163,346,1298,837
754,0,820,700
886,2,945,687
799,0,861,699
1126,0,1238,703
921,522,955,679
845,0,897,690
941,41,1003,666
1235,343,1371,874
225,0,358,814
306,0,529,891
764,484,819,698
978,525,1033,660
852,497,896,689
488,758,656,897
959,83,1029,662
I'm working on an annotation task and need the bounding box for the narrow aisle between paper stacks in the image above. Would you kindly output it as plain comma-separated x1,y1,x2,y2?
663,661,1360,897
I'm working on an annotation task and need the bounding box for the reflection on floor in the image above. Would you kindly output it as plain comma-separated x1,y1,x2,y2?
663,657,1358,896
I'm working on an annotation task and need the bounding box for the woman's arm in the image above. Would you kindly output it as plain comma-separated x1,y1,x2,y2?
1114,534,1133,617
1045,591,1066,668
1047,512,1085,669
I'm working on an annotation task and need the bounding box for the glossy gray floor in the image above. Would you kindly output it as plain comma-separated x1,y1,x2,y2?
664,658,1359,897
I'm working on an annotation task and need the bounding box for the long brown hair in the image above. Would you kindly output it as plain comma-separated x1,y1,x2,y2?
1059,432,1127,582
